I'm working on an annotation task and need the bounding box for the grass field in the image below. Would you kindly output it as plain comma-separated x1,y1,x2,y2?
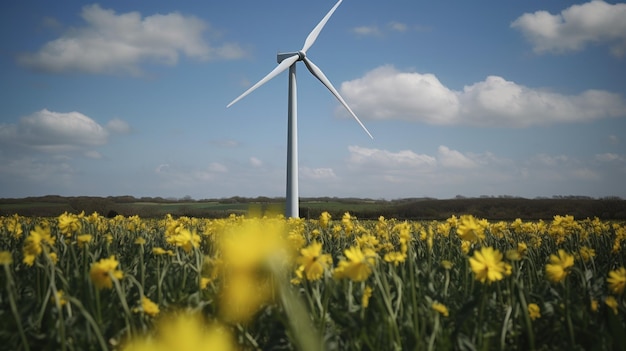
1,211,625,350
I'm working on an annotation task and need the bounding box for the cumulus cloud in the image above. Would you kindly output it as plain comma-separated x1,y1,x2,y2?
437,146,477,169
352,21,418,37
352,25,382,37
18,4,245,75
250,157,263,167
0,109,129,153
347,145,437,170
389,21,408,32
106,118,131,134
596,153,624,162
300,167,337,180
511,0,626,57
339,65,626,127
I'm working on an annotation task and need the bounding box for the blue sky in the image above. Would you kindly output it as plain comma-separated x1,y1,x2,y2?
1,0,625,200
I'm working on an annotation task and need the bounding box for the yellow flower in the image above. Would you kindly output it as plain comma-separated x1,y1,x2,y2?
169,228,201,253
219,273,272,323
578,246,595,263
591,299,599,312
362,286,373,308
441,260,453,270
23,225,55,266
77,234,93,249
460,240,471,255
432,302,449,317
134,237,146,245
456,215,485,242
342,212,354,235
50,290,68,307
58,212,81,236
528,303,541,320
200,277,211,290
122,312,236,351
605,296,618,315
469,247,507,284
334,246,377,282
152,247,174,256
383,251,407,266
217,217,288,323
295,241,332,281
90,256,124,290
319,211,332,228
517,242,528,256
48,252,58,264
153,247,166,255
545,249,574,284
505,249,521,261
6,214,23,238
137,296,159,317
0,251,12,265
607,267,626,295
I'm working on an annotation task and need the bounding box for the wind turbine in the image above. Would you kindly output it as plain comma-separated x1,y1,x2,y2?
227,0,373,218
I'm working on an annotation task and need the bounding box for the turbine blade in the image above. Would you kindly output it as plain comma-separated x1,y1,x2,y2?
301,0,343,53
227,54,299,108
303,57,373,139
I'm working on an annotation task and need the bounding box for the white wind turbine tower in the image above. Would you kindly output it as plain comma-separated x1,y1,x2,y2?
227,0,373,218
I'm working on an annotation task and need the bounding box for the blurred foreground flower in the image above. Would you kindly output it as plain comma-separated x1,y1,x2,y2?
122,312,235,351
217,217,290,324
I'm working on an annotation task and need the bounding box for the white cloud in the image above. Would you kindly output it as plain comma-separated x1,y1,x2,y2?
83,150,103,159
155,164,170,173
389,21,408,32
572,168,601,180
340,66,460,124
250,157,263,167
208,162,228,173
210,139,240,147
437,146,477,169
596,153,624,162
339,65,626,127
18,4,245,75
609,135,620,145
300,167,337,180
106,118,131,134
347,145,437,169
352,21,421,37
532,154,570,166
352,25,382,37
511,0,626,57
0,109,110,152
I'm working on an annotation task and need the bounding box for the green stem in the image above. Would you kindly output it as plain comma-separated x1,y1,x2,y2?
111,274,134,338
3,264,30,351
516,281,535,350
46,252,67,351
428,314,440,351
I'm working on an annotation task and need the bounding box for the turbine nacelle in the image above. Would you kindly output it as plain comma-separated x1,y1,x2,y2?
277,51,305,64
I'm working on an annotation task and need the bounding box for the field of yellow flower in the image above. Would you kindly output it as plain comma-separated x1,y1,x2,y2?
1,211,625,350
